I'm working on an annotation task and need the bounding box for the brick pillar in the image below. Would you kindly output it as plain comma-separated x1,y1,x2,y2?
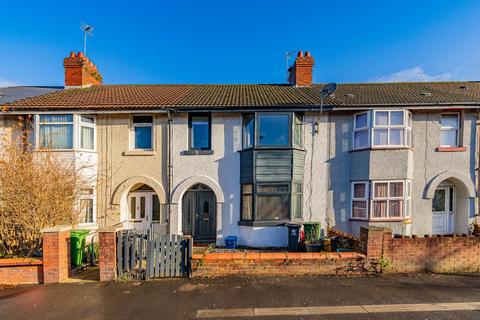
41,226,71,283
360,226,392,259
99,229,117,281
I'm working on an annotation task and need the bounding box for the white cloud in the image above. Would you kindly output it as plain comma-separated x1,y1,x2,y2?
372,66,453,83
0,78,17,88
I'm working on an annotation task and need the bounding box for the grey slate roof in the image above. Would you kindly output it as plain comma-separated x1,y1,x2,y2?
0,86,63,105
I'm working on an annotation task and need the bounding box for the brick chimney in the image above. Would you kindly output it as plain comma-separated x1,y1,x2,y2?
63,51,103,88
288,50,314,87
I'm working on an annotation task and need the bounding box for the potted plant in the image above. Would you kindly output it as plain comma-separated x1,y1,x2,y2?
304,222,322,252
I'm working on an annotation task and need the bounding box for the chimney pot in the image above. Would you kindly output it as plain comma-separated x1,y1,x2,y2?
77,51,84,57
69,51,75,58
297,51,303,57
305,51,311,57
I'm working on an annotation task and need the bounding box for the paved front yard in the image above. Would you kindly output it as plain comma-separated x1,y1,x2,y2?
2,274,480,319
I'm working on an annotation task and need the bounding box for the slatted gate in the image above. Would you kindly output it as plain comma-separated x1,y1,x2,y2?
116,230,192,279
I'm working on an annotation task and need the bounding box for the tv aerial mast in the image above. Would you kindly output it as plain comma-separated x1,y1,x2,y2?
80,22,94,56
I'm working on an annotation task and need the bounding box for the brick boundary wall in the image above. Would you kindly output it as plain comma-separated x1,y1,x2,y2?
41,226,71,283
99,229,117,281
0,258,43,285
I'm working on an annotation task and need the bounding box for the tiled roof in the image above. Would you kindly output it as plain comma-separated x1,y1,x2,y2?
4,82,480,111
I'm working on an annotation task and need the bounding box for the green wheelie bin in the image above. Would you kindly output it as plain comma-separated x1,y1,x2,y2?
70,230,90,268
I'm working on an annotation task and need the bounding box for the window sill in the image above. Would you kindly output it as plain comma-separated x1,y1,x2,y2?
436,146,467,152
350,147,414,153
123,150,156,156
181,150,214,155
350,218,405,223
238,220,291,227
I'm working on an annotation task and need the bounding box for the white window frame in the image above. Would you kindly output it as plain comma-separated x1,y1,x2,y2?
130,114,154,151
371,180,409,220
352,111,370,150
36,114,75,150
79,115,96,151
351,181,369,220
78,188,95,226
371,110,412,148
440,112,460,147
405,180,412,218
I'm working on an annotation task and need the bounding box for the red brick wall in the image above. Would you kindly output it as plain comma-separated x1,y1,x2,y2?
288,51,314,87
0,259,43,285
42,228,71,283
99,231,117,281
64,52,103,87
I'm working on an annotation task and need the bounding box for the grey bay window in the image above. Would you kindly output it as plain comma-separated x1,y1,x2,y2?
189,114,211,150
240,112,305,225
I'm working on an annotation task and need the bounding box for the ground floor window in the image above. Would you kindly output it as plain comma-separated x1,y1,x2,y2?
241,184,253,220
79,188,94,224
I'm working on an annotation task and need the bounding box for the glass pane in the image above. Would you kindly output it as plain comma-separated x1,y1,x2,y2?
81,126,94,149
242,195,253,220
353,183,366,198
152,195,160,221
354,130,368,149
373,128,388,145
140,197,146,219
133,115,153,124
293,113,303,147
257,184,288,193
191,116,210,149
375,111,388,126
258,114,289,146
440,130,457,146
40,124,73,149
242,184,253,194
80,199,94,223
243,114,254,148
372,200,387,218
374,183,388,198
256,195,289,220
408,112,413,128
352,201,367,218
389,200,403,217
39,114,73,123
441,114,458,129
135,126,152,149
390,111,404,125
449,187,454,212
389,128,404,145
80,115,95,124
292,193,302,219
389,182,403,197
355,113,368,129
130,197,136,219
433,189,446,212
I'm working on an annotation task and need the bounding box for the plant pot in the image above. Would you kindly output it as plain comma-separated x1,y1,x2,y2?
474,224,480,235
305,243,322,252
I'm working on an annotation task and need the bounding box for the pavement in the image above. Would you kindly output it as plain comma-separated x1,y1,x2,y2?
1,274,480,319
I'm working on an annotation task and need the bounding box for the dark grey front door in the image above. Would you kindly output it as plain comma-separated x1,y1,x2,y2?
182,189,216,241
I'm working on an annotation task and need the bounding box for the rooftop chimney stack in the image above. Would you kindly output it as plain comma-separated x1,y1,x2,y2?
288,50,314,87
63,51,103,88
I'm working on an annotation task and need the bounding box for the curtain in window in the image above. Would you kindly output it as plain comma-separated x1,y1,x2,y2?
354,130,368,149
389,182,403,197
81,126,94,149
374,183,388,197
352,201,367,218
40,124,73,149
40,114,73,122
372,201,387,218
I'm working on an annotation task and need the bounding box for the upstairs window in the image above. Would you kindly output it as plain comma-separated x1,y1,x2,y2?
258,114,290,146
353,112,370,149
132,115,153,150
39,114,74,149
293,113,303,148
372,111,412,147
440,113,459,147
243,114,254,149
189,114,211,150
80,115,95,150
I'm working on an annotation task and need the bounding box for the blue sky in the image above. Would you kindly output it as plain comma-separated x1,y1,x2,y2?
1,0,480,86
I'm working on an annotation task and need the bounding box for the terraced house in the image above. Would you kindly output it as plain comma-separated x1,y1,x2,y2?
2,50,480,247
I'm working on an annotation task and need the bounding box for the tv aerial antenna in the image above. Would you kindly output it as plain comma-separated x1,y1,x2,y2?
80,22,94,56
285,48,299,82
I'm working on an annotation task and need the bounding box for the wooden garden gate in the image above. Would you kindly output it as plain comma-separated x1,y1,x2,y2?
116,230,192,279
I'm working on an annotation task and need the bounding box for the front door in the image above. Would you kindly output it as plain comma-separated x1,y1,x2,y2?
182,189,216,242
129,192,152,230
432,187,454,234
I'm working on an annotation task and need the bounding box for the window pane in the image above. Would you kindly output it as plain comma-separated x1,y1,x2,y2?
374,183,388,198
80,115,95,124
135,126,152,149
408,112,413,128
389,128,404,145
152,195,160,221
243,114,254,148
257,184,288,193
372,200,387,218
130,197,136,219
373,128,388,145
389,182,403,197
258,114,289,146
191,116,210,149
256,195,289,220
242,184,253,194
389,200,403,217
293,113,303,147
140,197,146,219
352,200,367,218
133,115,153,124
433,189,446,212
292,193,302,219
81,126,94,150
40,124,73,149
441,114,458,129
80,199,94,223
353,183,366,198
440,130,457,146
354,130,368,149
390,111,404,126
355,113,368,129
375,111,388,126
242,195,253,220
40,114,73,123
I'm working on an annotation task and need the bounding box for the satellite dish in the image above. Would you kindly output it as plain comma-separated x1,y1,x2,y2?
319,83,337,98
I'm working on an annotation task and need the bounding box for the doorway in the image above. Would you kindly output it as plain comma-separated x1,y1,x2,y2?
432,186,455,234
182,184,216,242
